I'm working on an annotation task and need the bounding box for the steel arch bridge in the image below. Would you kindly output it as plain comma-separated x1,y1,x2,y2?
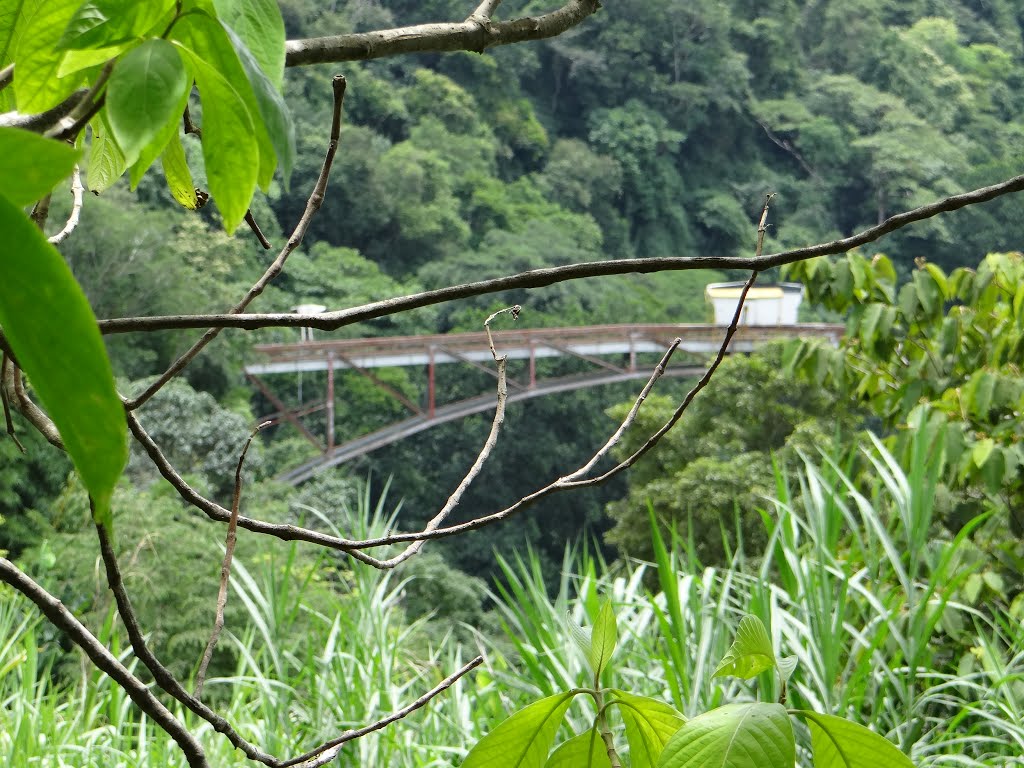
244,323,843,484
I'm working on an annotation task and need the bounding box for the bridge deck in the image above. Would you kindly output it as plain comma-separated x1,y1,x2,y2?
245,323,843,374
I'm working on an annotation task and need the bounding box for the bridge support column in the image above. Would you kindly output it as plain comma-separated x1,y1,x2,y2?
427,347,435,419
326,355,335,454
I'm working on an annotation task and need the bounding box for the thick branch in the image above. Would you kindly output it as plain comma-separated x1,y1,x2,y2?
97,171,1024,336
0,558,209,768
285,0,601,66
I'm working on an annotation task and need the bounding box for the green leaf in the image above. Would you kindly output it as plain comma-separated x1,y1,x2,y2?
105,39,189,167
0,127,80,205
0,195,126,522
160,131,198,209
657,703,794,768
172,12,276,191
57,41,133,78
58,0,174,50
610,690,686,768
713,615,777,680
972,438,995,469
913,269,942,318
590,600,618,679
213,0,285,92
222,23,294,185
968,371,996,421
0,0,26,66
567,612,594,668
14,0,83,114
796,711,914,768
462,692,579,768
85,113,126,193
544,731,611,768
184,53,258,233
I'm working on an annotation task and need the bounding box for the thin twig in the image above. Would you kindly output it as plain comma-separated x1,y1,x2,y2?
194,421,270,699
0,557,210,768
285,0,599,65
469,0,503,23
0,63,13,91
97,171,1024,337
359,306,520,569
13,363,63,449
125,75,348,411
756,193,775,256
279,656,484,768
244,209,273,249
94,521,280,765
1,355,25,452
48,166,85,245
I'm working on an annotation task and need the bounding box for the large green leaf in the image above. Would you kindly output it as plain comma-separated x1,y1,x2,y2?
57,0,174,50
222,24,294,185
462,692,578,768
0,0,25,65
0,127,80,205
0,196,126,524
610,690,686,768
14,0,82,114
590,600,618,679
184,53,258,233
105,39,189,167
713,615,777,680
657,703,794,768
213,0,285,91
796,711,914,768
544,730,611,768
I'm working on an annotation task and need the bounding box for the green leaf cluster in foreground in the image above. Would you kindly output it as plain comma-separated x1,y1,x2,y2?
0,0,295,525
463,612,916,768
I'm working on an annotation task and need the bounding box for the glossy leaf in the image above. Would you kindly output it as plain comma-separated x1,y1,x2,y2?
544,731,611,768
185,53,258,233
0,195,127,524
657,703,794,768
611,690,686,768
0,1,25,65
173,12,276,191
462,692,578,768
213,0,285,91
86,114,126,193
713,615,777,680
797,711,915,768
106,39,189,167
57,41,134,78
58,0,174,50
0,126,80,205
14,0,82,114
160,132,198,209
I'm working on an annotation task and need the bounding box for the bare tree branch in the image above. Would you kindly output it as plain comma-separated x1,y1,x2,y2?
195,422,268,698
470,0,504,23
0,557,210,768
0,63,13,91
96,171,1024,336
48,166,84,245
285,0,601,66
125,75,348,411
279,655,484,768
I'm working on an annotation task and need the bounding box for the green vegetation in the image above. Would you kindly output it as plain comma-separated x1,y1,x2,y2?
1,0,1023,764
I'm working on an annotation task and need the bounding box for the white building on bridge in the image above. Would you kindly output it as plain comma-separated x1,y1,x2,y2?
705,282,803,325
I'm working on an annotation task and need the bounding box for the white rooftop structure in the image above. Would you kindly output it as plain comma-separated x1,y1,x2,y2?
705,282,803,326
